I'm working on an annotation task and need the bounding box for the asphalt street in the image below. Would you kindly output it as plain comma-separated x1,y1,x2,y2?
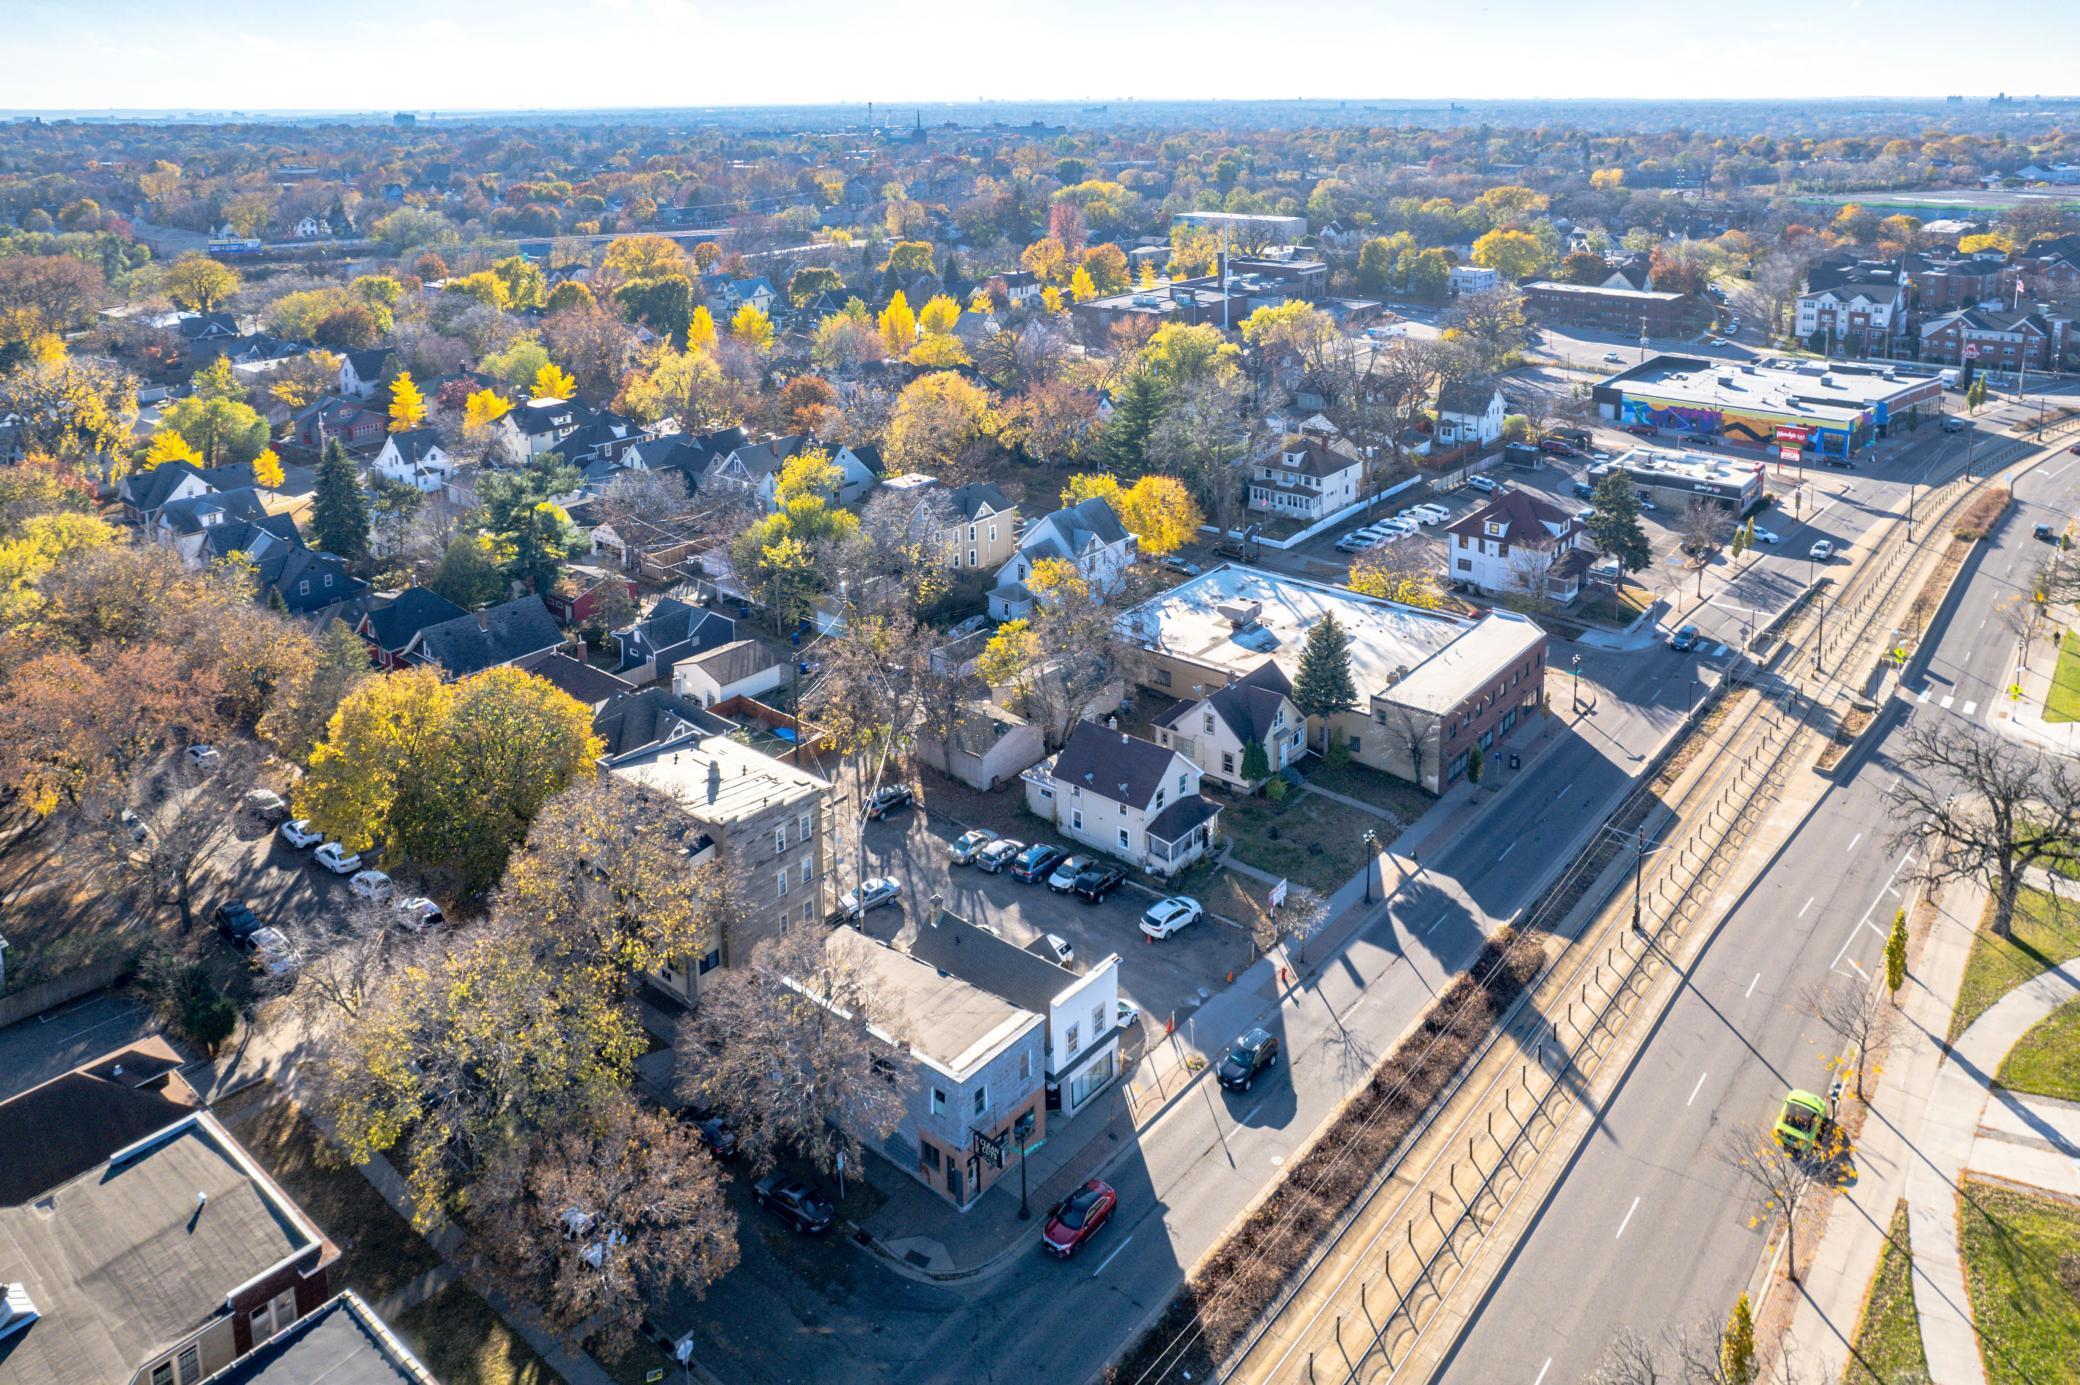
1434,436,2080,1384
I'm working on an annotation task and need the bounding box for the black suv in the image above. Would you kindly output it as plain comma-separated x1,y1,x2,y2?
753,1174,836,1234
1073,862,1127,902
213,900,263,947
1217,1028,1281,1092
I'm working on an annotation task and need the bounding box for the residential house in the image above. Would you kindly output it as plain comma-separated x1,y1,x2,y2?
1795,283,1906,354
491,397,585,463
409,595,565,678
705,275,778,320
1445,490,1597,606
290,216,326,240
1021,722,1220,878
591,685,732,758
1597,254,1655,292
290,398,385,453
1150,661,1305,791
366,428,454,493
511,648,636,713
336,349,395,400
915,700,1047,791
816,925,1045,1210
118,460,247,527
749,440,881,511
1247,432,1365,522
606,731,833,1005
699,432,808,499
998,269,1043,309
879,475,1020,573
908,906,1124,1119
194,523,364,617
0,1039,341,1385
356,586,468,670
612,595,738,684
1434,380,1508,450
543,562,636,629
988,496,1136,620
1121,565,1550,794
671,638,787,708
148,485,276,555
1447,264,1499,297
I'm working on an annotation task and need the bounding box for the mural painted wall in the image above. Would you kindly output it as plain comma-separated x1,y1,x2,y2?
1618,394,1867,458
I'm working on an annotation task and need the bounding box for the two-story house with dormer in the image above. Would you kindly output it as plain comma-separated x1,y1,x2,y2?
1445,490,1597,606
1021,723,1220,877
1149,661,1306,791
368,428,455,492
988,497,1136,620
337,349,396,400
1434,380,1508,450
1247,432,1365,523
492,397,586,463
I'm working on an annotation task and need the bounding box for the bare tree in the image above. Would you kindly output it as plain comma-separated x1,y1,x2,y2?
1254,884,1332,961
1716,1122,1828,1284
1886,722,2080,937
284,897,417,1032
675,925,905,1180
472,1095,737,1355
1146,372,1249,540
1587,1327,1671,1385
108,742,263,933
1800,979,1888,1101
1505,536,1561,609
597,466,689,535
1680,500,1734,561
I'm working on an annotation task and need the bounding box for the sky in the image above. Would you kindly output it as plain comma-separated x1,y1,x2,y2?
5,0,2079,111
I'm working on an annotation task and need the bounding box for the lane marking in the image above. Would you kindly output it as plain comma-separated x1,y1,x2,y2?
1964,700,1979,716
1688,1071,1708,1106
1798,896,1815,918
1848,957,1870,979
1830,850,1918,972
1746,972,1761,998
1918,685,1932,703
1615,1196,1642,1239
1533,1360,1553,1385
1712,643,1730,657
1848,832,1862,852
1555,782,1574,802
1092,1233,1135,1278
1942,695,1956,710
1240,1100,1266,1125
1497,841,1517,862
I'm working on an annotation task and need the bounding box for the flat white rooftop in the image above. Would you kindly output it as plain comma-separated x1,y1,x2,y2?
1606,355,1932,423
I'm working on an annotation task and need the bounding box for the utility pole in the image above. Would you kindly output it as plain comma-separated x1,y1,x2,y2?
1630,826,1648,936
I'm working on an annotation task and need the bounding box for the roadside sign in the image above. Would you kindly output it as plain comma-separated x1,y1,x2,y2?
1779,446,1801,462
1268,878,1289,909
1963,344,1982,360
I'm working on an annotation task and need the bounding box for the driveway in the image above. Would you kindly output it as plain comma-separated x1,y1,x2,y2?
854,805,1252,1039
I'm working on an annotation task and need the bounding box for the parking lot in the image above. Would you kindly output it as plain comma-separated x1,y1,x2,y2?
852,802,1254,1042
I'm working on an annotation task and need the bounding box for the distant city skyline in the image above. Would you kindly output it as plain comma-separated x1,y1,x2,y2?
9,0,2080,112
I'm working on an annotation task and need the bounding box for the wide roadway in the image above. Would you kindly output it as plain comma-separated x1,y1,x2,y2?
1433,440,2080,1384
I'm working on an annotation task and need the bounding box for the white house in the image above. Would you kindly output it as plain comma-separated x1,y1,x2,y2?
337,349,394,400
1447,264,1500,297
999,270,1043,309
368,428,455,493
751,441,883,512
670,638,788,708
1150,661,1306,791
988,497,1137,620
1247,433,1365,522
492,397,585,462
1434,380,1508,450
1444,489,1597,605
292,216,326,239
1021,723,1220,878
706,275,779,320
1795,283,1905,350
914,700,1048,791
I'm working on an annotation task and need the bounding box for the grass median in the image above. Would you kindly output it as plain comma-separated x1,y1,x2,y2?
1995,996,2080,1102
1948,886,2080,1043
1958,1178,2080,1385
1844,1200,1929,1385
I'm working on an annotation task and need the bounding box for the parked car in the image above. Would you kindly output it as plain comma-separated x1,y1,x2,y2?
313,842,362,874
213,900,263,946
185,744,221,769
1046,854,1096,892
1217,1028,1281,1092
1010,843,1067,883
1161,556,1202,577
1667,624,1700,652
839,876,903,916
1140,896,1204,939
248,927,302,978
1116,999,1142,1030
752,1174,836,1235
977,837,1024,872
2034,523,2057,542
242,789,290,824
1041,1179,1118,1258
1708,336,1729,347
950,829,995,865
692,1114,738,1160
1750,527,1780,545
1602,351,1624,364
1809,540,1834,561
1412,504,1449,524
1943,417,1965,433
1572,480,1596,499
393,897,444,932
1467,475,1499,493
1574,506,1596,523
1622,423,1656,436
865,784,913,820
278,818,323,850
1540,437,1577,457
350,869,394,902
1036,933,1075,966
1073,862,1128,902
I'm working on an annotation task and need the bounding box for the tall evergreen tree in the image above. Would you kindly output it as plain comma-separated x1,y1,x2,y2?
1097,370,1167,475
1586,472,1653,575
311,437,370,562
1293,614,1357,753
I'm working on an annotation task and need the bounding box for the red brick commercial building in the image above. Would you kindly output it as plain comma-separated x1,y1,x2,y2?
1523,280,1698,336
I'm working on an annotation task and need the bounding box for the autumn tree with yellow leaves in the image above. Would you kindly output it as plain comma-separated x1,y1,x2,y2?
386,369,426,432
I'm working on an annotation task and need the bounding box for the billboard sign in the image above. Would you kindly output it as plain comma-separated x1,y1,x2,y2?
1774,425,1811,447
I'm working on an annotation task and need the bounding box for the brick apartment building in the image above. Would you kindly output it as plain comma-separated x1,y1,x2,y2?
1522,280,1696,336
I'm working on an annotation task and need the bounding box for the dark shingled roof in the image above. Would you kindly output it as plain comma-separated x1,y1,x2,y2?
910,908,1080,1016
1147,794,1221,842
413,595,563,678
362,586,467,651
513,649,636,708
1156,660,1294,748
0,1039,199,1208
1049,722,1181,809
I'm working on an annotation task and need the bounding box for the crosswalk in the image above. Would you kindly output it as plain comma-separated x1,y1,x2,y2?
1910,684,1977,717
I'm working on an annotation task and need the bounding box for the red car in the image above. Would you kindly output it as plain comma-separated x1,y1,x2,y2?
1041,1178,1118,1258
1622,423,1656,437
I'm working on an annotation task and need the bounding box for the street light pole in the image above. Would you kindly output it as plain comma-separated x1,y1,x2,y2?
1571,653,1582,711
1630,826,1648,936
1362,829,1381,904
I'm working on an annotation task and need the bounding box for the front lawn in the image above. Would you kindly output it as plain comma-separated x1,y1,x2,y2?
1218,788,1368,895
1844,1200,1929,1385
1958,1179,2080,1385
1298,759,1435,829
394,1284,556,1385
2045,629,2080,724
1949,886,2080,1043
1996,996,2080,1102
